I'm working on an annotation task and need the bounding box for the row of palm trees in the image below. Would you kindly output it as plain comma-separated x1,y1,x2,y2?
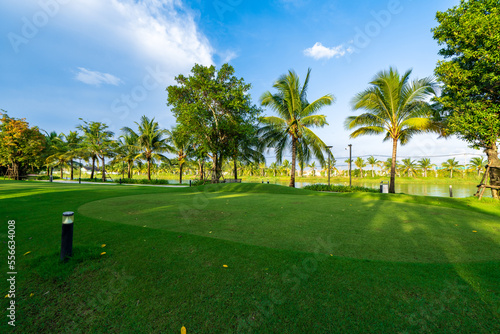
40,66,484,191
348,156,486,178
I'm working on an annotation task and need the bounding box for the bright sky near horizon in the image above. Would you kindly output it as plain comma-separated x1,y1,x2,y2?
0,0,485,167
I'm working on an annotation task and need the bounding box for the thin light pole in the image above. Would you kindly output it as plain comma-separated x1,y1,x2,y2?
79,159,82,184
327,146,333,186
348,144,352,187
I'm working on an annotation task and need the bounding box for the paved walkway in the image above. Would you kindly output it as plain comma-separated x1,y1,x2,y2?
35,179,189,188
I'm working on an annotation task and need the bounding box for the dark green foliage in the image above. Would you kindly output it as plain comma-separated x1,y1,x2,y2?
115,178,170,185
303,183,378,193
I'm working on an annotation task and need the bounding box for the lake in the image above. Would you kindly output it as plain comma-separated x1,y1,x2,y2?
258,180,486,198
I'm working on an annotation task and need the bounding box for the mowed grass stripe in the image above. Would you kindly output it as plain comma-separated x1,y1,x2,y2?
79,189,500,263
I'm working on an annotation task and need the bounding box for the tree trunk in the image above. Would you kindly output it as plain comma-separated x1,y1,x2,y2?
233,157,238,180
60,164,63,179
179,163,183,184
289,137,297,187
128,161,132,179
485,143,500,199
389,138,398,193
91,156,96,179
102,156,106,182
147,158,151,180
70,160,74,180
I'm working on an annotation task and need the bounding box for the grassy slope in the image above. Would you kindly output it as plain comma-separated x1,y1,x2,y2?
1,181,499,333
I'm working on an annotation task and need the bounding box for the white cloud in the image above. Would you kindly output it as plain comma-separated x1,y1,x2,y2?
61,0,213,74
75,68,122,86
304,42,353,60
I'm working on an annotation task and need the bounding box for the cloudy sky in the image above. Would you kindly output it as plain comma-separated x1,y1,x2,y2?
0,0,484,166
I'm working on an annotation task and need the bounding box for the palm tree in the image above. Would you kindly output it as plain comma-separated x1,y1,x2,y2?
345,67,438,193
269,162,279,177
366,156,379,177
41,131,59,176
46,134,69,179
166,127,191,184
401,158,417,177
115,133,139,179
307,161,316,177
441,158,463,178
418,158,433,178
259,69,334,187
122,116,170,181
468,156,487,177
61,131,81,180
281,159,291,176
78,120,115,181
354,157,366,178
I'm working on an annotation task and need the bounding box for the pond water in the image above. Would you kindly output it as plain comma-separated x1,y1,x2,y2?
256,180,487,198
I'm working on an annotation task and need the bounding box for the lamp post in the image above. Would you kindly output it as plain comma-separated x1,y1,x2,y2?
79,159,82,184
327,146,333,186
347,144,352,187
60,212,74,262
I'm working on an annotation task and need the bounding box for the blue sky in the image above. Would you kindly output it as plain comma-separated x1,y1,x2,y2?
0,0,484,167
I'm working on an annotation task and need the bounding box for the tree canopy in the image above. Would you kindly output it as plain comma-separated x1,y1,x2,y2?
432,0,500,167
167,63,261,182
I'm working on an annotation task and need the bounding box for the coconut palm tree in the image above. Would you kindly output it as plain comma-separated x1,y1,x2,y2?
354,157,366,178
259,68,334,187
468,156,487,177
366,156,379,177
345,68,438,193
307,161,317,177
78,120,115,181
269,162,279,177
281,159,291,176
61,131,81,180
45,133,68,179
441,158,463,178
114,133,139,179
401,158,417,177
166,127,191,184
417,158,433,177
122,116,170,181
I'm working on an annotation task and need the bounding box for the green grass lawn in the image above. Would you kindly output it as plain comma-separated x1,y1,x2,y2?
1,180,499,333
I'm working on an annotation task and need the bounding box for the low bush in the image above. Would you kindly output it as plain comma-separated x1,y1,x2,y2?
303,183,379,193
191,179,212,187
115,178,170,185
36,175,61,180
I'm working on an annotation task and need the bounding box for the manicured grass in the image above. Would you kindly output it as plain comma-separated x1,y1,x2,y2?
1,180,499,333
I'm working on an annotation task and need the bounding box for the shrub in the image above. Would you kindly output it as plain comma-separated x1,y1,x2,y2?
115,178,170,185
36,175,61,180
303,184,378,193
191,179,212,187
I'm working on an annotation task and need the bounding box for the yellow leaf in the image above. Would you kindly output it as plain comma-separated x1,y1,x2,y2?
223,265,228,268
472,230,477,233
23,251,31,256
181,326,186,334
5,294,10,298
101,244,106,248
100,252,106,255
30,293,34,297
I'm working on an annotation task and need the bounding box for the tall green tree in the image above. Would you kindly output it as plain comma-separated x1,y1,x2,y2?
468,156,487,177
166,127,191,184
354,157,366,178
167,63,260,183
401,158,417,177
418,158,434,177
62,131,81,180
367,156,379,177
122,116,170,181
78,120,115,182
259,69,334,187
0,111,45,179
114,133,140,179
441,158,463,178
432,0,500,197
345,68,438,193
